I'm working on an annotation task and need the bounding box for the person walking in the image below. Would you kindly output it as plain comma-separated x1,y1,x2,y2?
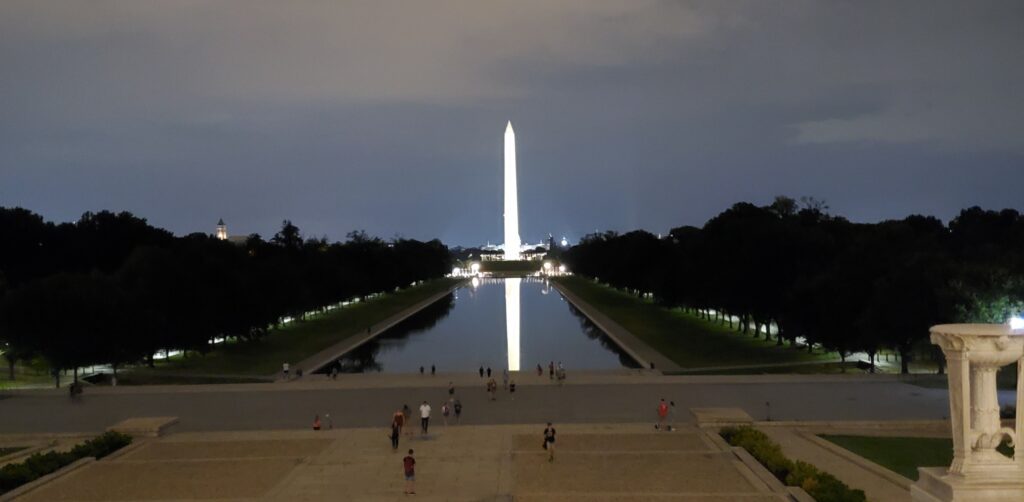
393,408,406,437
419,366,424,375
502,369,509,390
656,398,669,431
282,362,290,379
431,364,436,376
403,449,416,495
543,422,557,461
479,366,484,378
312,414,321,431
548,361,554,380
486,367,492,378
419,401,431,435
509,379,516,400
454,399,463,424
448,381,455,397
390,419,401,450
441,401,451,426
536,363,543,377
402,404,413,437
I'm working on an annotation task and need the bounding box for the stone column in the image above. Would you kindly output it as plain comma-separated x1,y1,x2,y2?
913,323,1024,502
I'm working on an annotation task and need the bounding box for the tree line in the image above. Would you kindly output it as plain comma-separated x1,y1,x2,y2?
562,197,1024,373
0,208,451,384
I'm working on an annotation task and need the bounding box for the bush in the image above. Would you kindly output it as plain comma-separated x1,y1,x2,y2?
70,431,133,459
721,426,865,502
0,431,132,494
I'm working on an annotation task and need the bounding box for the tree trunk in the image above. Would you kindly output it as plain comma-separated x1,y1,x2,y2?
775,326,784,346
899,347,910,374
148,352,155,368
7,357,14,381
73,367,78,383
112,364,118,386
869,352,876,374
840,352,847,373
54,371,60,388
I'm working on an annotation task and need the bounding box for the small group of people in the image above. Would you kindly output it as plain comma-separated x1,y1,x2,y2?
536,361,566,382
418,364,436,375
389,398,463,450
485,373,516,401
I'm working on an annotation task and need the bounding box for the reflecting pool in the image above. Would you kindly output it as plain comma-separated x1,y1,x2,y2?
322,278,639,373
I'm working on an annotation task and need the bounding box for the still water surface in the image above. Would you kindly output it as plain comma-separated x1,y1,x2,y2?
325,278,638,373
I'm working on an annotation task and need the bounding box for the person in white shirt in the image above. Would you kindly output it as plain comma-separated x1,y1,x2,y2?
419,401,431,435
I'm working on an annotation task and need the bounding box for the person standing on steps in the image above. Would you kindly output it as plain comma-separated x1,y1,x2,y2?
390,419,401,450
403,449,416,495
419,400,431,435
402,404,413,437
656,398,669,431
393,408,405,437
543,422,557,461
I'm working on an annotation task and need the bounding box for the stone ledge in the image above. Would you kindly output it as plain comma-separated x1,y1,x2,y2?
692,407,754,427
0,456,94,502
796,429,913,490
912,466,1024,502
107,416,179,437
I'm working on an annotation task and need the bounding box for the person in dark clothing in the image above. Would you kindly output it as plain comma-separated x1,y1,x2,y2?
390,420,400,450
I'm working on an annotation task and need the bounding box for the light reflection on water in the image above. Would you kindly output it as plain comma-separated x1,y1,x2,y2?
322,278,638,373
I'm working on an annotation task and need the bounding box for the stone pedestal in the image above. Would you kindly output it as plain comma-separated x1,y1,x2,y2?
912,324,1024,502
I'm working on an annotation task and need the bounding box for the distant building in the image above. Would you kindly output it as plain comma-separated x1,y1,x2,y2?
214,219,249,245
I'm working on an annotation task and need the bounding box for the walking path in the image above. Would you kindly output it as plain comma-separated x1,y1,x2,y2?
12,423,798,501
284,280,465,378
551,281,681,371
0,374,954,434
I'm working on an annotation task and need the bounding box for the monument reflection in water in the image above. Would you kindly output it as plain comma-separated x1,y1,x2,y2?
505,278,521,371
323,278,637,373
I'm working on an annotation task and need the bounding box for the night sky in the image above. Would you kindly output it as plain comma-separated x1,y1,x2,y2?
2,1,1022,246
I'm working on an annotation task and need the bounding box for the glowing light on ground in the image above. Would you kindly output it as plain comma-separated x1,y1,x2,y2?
1010,316,1024,330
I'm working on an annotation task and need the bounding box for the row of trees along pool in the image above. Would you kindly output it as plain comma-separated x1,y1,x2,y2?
0,208,451,384
560,197,1024,373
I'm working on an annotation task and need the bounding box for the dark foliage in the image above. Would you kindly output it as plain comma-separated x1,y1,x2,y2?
564,198,1024,372
0,208,451,379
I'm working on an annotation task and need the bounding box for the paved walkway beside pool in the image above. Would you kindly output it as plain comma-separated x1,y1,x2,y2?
15,423,797,501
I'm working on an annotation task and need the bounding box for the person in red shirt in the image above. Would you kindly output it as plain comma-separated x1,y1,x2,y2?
656,398,669,431
403,449,416,495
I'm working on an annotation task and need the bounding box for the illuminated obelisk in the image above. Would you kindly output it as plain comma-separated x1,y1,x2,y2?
503,121,521,260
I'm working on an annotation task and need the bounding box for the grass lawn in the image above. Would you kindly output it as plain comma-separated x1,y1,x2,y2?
820,435,1014,481
553,276,832,369
678,361,863,375
132,278,461,378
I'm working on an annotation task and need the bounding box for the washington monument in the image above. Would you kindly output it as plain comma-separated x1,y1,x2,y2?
503,121,521,260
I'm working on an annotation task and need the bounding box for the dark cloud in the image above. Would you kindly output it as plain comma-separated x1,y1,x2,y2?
2,1,1022,245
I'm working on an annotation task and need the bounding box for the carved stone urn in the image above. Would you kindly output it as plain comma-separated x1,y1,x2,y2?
912,323,1024,502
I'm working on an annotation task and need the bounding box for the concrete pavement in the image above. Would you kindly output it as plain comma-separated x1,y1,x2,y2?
0,373,955,435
